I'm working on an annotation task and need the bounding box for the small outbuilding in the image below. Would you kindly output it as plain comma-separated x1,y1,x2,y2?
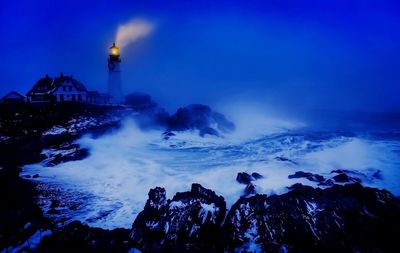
1,91,26,104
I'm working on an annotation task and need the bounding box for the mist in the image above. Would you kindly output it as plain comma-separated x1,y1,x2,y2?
0,0,399,114
115,19,154,50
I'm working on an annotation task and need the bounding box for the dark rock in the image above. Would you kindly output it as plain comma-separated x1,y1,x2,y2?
50,199,60,208
0,165,47,250
47,208,59,215
332,172,361,183
323,179,335,186
373,169,383,179
163,131,176,140
288,171,325,183
244,184,256,195
32,174,39,178
39,220,131,253
130,183,226,252
251,172,263,180
236,172,253,185
333,172,350,182
69,203,78,210
224,183,400,252
167,104,235,137
275,156,298,165
43,144,90,167
331,169,351,174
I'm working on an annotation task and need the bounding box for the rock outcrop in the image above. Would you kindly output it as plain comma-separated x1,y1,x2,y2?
130,182,400,253
130,184,226,252
288,171,326,184
38,221,131,253
236,172,264,196
224,183,400,253
167,104,235,137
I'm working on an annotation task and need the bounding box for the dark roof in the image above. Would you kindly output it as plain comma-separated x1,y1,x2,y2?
52,75,87,92
3,91,25,99
109,43,119,50
26,75,53,95
27,74,88,96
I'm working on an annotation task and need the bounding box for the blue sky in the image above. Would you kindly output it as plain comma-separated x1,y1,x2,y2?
0,0,399,111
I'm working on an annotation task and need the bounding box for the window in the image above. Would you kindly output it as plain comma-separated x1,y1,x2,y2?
60,94,64,101
72,94,76,101
63,86,66,92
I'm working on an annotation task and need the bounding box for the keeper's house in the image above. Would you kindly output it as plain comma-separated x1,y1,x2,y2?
26,73,110,104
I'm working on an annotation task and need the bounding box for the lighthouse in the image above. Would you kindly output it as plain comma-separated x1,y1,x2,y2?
108,43,123,103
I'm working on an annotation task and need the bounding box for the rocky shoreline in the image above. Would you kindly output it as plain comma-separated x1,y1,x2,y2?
3,175,399,252
1,103,400,252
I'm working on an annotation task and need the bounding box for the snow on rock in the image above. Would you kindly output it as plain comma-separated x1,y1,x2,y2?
130,183,226,252
223,183,400,252
0,135,11,142
40,143,89,167
199,202,219,224
42,126,67,136
42,115,121,137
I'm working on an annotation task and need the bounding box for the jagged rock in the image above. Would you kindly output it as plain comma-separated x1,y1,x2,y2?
130,183,226,252
373,169,383,179
332,172,361,183
274,156,298,165
331,169,351,174
163,131,176,140
288,171,325,183
251,172,263,180
236,172,263,185
244,184,256,195
49,199,60,208
167,104,235,137
333,172,350,182
236,172,253,185
41,143,89,167
224,183,400,252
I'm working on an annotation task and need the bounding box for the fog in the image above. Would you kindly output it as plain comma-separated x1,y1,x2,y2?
0,0,399,113
115,19,154,50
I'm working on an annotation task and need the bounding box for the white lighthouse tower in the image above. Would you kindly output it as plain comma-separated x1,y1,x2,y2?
108,43,123,103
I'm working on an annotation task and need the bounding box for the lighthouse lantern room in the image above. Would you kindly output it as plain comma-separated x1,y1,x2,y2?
107,43,123,103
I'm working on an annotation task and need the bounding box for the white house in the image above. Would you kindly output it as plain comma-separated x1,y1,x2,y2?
51,73,87,102
26,73,111,104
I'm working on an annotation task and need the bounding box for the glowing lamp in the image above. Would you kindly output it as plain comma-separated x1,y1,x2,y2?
109,43,120,56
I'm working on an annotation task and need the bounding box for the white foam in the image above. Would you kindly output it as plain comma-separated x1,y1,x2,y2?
24,118,400,229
